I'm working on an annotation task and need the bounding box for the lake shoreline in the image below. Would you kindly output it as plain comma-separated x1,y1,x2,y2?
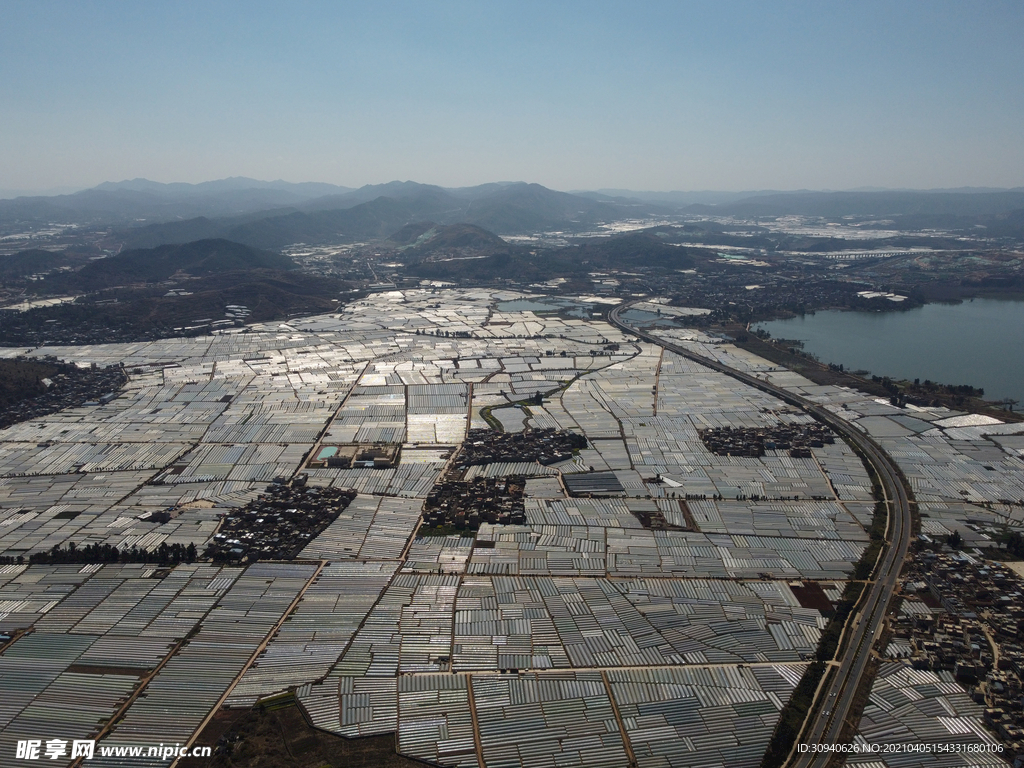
751,298,1024,409
728,327,1022,422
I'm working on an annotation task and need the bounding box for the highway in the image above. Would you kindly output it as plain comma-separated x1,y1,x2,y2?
607,303,913,767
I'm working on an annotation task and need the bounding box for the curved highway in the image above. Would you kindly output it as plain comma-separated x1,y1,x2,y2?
608,303,912,767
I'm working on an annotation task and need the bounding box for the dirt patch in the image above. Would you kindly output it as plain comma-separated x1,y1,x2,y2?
789,581,834,612
65,664,149,677
677,500,697,530
178,703,422,768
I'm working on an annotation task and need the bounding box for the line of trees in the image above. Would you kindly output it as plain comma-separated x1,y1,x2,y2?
0,541,198,566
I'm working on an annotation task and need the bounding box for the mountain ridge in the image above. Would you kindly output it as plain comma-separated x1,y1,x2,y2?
5,179,1024,249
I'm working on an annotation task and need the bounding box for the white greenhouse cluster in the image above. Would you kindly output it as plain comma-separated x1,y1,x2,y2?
0,288,1021,767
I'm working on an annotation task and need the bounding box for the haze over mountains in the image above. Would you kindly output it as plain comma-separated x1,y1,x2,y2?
3,172,1023,352
0,178,355,225
3,178,1024,250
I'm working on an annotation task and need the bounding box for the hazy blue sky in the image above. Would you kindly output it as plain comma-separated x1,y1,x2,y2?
2,0,1022,193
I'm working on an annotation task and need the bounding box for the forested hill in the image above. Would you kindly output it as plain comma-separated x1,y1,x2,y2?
29,239,294,293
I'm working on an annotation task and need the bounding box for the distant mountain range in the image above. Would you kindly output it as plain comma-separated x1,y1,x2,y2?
109,182,661,249
683,189,1024,219
92,177,351,197
0,177,354,225
576,186,1024,207
2,178,1023,249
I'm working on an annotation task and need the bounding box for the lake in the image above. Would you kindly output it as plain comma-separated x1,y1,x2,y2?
496,298,598,318
755,298,1024,403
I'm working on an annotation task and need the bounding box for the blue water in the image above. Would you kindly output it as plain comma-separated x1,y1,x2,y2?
619,308,684,328
756,299,1024,403
497,299,560,312
496,298,597,318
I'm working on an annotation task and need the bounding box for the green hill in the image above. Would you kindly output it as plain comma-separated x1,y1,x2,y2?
464,183,618,233
33,239,294,293
409,231,693,282
1,269,349,346
0,248,74,279
392,222,508,261
388,221,439,246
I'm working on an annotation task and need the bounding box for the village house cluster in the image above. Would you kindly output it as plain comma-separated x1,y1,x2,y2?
456,427,587,467
0,359,127,429
206,479,357,562
698,423,835,458
894,551,1024,757
422,475,526,530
